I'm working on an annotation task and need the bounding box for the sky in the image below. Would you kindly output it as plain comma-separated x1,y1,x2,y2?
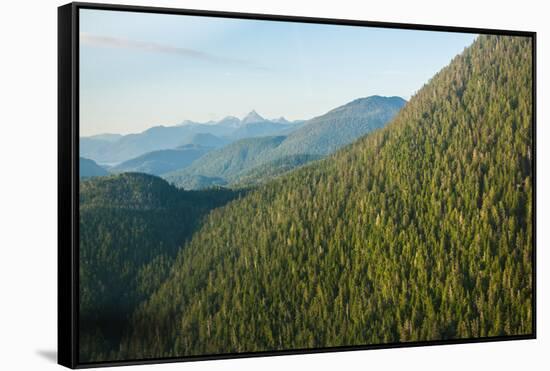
79,9,477,136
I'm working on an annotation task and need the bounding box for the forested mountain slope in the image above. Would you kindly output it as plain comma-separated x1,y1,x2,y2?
79,173,244,361
118,35,533,360
164,136,287,187
233,154,323,188
270,95,405,157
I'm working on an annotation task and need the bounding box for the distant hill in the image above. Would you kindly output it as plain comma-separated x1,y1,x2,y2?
164,136,286,188
166,96,405,189
80,157,108,178
117,35,533,360
169,174,228,190
271,95,406,157
80,139,113,164
180,133,229,148
110,145,211,176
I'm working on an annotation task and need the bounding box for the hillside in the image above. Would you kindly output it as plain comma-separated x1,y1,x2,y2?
167,174,228,190
167,96,405,189
164,136,286,188
80,157,108,178
80,138,113,164
271,95,405,157
233,154,323,187
110,145,211,176
181,133,229,148
79,173,244,361
118,35,533,359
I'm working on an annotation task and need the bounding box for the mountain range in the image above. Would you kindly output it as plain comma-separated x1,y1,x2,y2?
165,96,406,188
80,96,405,187
81,112,302,165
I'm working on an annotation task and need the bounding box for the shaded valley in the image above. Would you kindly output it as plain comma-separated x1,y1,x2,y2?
79,173,246,361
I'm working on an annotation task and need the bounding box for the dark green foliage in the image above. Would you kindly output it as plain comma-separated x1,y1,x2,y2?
110,144,212,176
166,174,228,190
79,173,245,361
79,157,108,178
116,35,532,359
233,154,323,187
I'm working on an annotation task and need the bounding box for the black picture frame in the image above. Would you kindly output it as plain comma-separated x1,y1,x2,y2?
58,2,537,368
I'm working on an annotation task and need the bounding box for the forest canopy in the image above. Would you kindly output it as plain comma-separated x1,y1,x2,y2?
79,35,533,362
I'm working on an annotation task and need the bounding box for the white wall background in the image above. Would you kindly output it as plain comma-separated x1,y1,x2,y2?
0,0,546,369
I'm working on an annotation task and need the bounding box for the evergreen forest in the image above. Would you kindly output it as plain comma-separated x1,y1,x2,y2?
78,35,534,362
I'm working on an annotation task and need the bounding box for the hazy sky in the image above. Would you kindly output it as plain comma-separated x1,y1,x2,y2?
79,9,477,136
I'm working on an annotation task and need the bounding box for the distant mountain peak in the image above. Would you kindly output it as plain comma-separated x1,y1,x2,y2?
241,110,265,125
271,116,290,125
178,120,196,126
217,116,241,128
325,95,406,116
221,115,239,122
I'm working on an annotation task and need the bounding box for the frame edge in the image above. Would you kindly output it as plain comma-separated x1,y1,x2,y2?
58,2,78,369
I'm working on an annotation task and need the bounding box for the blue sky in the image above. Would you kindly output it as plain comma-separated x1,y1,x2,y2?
79,9,477,136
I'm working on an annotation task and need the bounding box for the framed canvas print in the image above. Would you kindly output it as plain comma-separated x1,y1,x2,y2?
58,2,536,368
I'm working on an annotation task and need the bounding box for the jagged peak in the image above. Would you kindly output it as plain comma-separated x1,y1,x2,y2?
241,110,265,124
